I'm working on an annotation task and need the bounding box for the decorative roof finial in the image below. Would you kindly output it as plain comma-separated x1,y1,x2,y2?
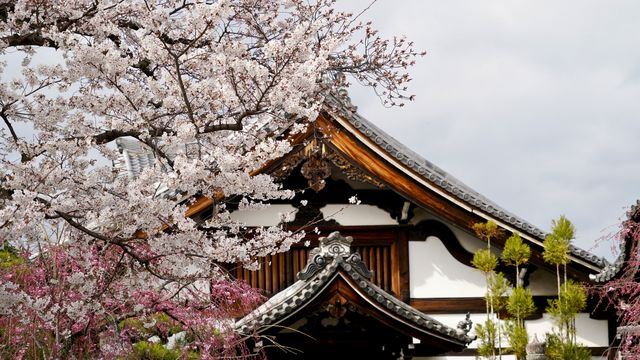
335,87,358,113
297,232,371,281
456,312,473,334
324,75,358,114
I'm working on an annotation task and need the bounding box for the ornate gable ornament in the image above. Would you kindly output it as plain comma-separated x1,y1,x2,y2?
298,232,372,281
270,138,385,190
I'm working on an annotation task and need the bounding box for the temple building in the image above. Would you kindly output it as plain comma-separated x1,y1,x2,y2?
117,91,618,359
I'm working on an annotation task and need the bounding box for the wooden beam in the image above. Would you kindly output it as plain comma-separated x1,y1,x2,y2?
315,113,599,279
398,228,410,302
317,115,481,230
410,296,557,320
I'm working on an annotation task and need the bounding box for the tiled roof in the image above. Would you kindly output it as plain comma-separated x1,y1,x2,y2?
589,244,627,283
112,92,608,270
235,231,474,345
325,90,608,270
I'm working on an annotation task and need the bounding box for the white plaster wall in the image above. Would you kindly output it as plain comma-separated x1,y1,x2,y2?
409,208,500,254
526,313,609,347
426,312,609,352
575,313,610,347
528,267,561,296
229,204,297,226
229,203,398,226
455,227,489,254
320,204,398,225
409,236,487,298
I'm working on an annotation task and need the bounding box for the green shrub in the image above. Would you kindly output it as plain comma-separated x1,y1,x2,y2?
472,249,498,273
505,321,528,359
132,341,181,360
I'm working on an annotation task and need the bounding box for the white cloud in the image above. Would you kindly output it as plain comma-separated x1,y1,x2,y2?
339,0,640,258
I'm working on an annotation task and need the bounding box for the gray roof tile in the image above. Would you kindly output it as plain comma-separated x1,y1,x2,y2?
235,231,473,345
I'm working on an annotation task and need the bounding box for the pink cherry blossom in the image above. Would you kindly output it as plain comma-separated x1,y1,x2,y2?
0,0,422,357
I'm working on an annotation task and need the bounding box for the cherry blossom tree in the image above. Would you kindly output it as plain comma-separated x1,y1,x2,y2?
595,201,640,357
0,0,422,358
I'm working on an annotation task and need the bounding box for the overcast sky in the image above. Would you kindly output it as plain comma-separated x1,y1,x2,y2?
339,0,640,259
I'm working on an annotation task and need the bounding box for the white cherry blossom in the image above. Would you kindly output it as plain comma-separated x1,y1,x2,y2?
0,0,422,357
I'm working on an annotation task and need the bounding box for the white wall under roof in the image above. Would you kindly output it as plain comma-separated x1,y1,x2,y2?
229,204,297,226
410,208,498,254
229,204,398,226
320,204,398,225
526,313,609,347
409,236,487,298
426,312,608,352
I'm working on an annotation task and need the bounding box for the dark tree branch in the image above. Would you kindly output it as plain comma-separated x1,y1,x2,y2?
2,33,58,48
0,112,18,144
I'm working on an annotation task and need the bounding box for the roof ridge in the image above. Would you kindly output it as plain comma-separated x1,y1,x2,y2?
325,91,608,269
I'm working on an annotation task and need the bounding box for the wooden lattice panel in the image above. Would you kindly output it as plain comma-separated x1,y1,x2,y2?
231,245,393,297
226,227,409,300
